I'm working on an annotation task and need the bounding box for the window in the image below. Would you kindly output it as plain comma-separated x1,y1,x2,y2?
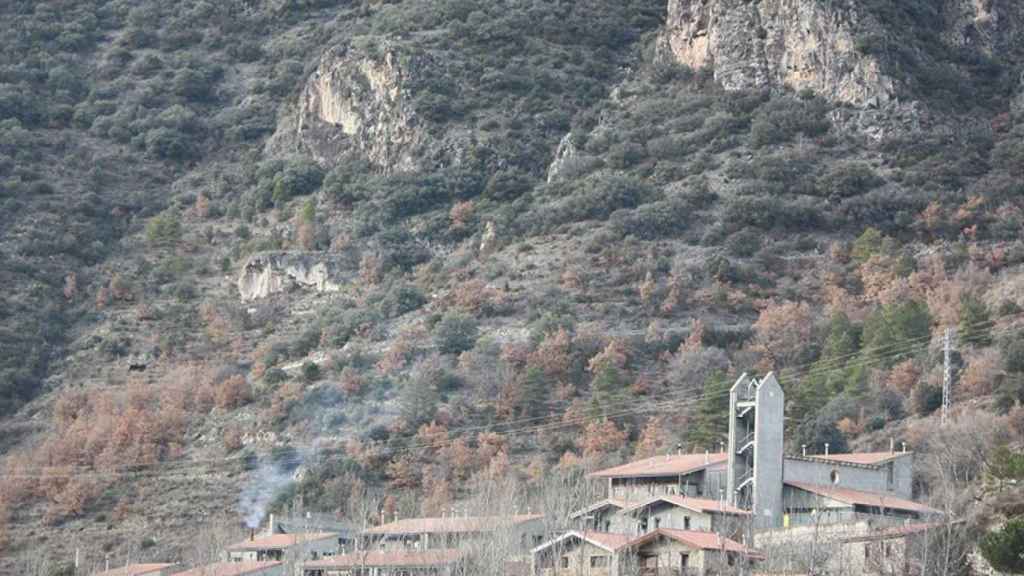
683,516,691,530
887,462,895,489
604,521,611,532
590,556,609,568
561,557,569,569
654,518,661,529
640,518,648,532
680,553,689,567
830,469,840,485
865,545,871,559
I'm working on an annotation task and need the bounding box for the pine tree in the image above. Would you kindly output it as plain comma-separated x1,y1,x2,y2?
520,366,549,417
980,518,1024,574
589,364,627,416
688,371,731,450
959,293,992,346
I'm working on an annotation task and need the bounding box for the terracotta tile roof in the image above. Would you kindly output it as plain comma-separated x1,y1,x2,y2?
569,498,630,519
808,452,911,466
227,533,337,551
589,453,728,479
364,514,543,535
623,495,751,516
785,482,939,514
632,528,758,555
175,562,281,576
532,531,634,554
304,550,464,569
584,531,634,551
92,564,177,576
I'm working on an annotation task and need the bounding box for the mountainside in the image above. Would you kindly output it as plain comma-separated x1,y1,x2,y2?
3,0,1024,572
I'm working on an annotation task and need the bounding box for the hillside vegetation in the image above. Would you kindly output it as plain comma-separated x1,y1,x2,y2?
2,0,1024,571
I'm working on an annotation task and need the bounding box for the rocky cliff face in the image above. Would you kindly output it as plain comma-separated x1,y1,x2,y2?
942,0,1023,53
295,39,425,172
662,0,1023,108
238,252,356,301
662,0,893,107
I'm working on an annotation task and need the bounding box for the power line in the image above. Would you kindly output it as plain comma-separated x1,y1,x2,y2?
2,314,1017,482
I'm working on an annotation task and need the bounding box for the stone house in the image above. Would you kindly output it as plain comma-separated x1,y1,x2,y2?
588,453,729,503
574,495,750,540
175,561,284,576
301,550,465,576
226,533,340,563
362,514,545,555
531,529,759,576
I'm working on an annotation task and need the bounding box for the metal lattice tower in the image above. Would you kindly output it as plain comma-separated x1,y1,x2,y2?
941,327,956,425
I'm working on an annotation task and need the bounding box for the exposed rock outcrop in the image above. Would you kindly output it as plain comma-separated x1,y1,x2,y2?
546,133,579,183
661,0,893,107
295,39,422,172
238,252,357,301
661,0,1024,109
290,37,469,174
942,0,1023,53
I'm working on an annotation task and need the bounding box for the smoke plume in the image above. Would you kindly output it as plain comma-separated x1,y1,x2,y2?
238,453,302,529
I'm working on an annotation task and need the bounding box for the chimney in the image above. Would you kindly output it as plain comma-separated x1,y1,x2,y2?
902,442,908,453
719,441,725,453
802,444,807,457
704,450,709,464
824,443,830,456
890,438,895,454
250,528,255,541
676,443,683,455
267,514,275,536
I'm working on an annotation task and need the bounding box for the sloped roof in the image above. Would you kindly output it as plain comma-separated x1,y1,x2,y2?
631,528,758,555
175,562,281,576
589,453,728,479
569,498,630,519
227,532,337,551
93,564,177,576
532,531,634,554
785,482,939,514
304,550,464,568
623,495,750,516
808,452,911,467
364,514,543,535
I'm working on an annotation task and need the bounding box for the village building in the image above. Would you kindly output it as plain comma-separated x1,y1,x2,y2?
754,521,941,575
362,514,545,554
532,529,760,576
582,378,935,535
301,550,465,576
92,564,179,576
226,532,340,562
226,514,347,562
540,372,942,575
780,481,938,527
175,561,284,576
573,495,750,539
588,453,729,502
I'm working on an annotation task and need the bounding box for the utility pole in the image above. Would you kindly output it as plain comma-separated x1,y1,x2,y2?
942,327,956,425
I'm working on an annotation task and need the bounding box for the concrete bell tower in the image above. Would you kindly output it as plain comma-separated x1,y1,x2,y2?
726,373,784,529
